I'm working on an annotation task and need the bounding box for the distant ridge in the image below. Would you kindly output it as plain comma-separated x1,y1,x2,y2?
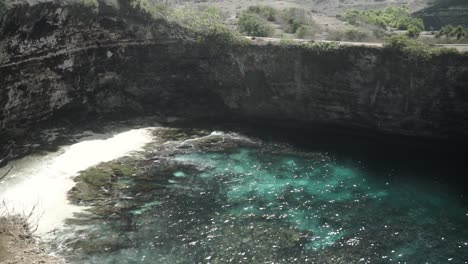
414,0,468,30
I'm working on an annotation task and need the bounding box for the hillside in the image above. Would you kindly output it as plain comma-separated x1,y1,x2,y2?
0,0,432,16
175,0,429,13
414,0,468,30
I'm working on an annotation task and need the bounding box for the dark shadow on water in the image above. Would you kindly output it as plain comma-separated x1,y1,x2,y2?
173,118,468,204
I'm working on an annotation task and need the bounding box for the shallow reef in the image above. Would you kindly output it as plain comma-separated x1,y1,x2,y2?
50,127,468,264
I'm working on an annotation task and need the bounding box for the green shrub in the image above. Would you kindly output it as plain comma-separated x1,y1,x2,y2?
172,6,224,31
329,28,370,41
302,41,341,54
82,0,99,10
238,5,316,39
435,25,468,40
129,0,170,18
278,39,342,53
295,25,309,38
384,34,424,49
383,34,458,60
130,0,149,10
238,12,274,37
407,25,421,38
436,25,454,38
452,25,467,39
341,6,424,31
281,7,308,34
172,6,239,55
246,5,278,22
103,0,120,9
344,28,369,41
279,36,297,46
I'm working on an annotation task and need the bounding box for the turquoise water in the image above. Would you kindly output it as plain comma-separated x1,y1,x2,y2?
62,146,468,263
175,149,376,250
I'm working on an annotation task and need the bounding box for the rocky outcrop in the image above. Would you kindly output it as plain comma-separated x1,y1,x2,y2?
1,2,468,141
0,2,224,128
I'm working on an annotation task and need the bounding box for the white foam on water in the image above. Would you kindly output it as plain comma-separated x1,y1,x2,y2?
0,128,154,234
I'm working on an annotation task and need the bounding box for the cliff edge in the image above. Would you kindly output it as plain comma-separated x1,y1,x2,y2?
1,2,468,141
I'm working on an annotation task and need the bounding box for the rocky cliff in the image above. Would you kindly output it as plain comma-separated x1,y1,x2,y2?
0,2,223,128
1,2,468,141
413,5,468,30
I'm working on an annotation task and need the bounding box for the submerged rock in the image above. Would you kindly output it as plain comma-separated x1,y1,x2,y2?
195,219,309,264
69,159,139,204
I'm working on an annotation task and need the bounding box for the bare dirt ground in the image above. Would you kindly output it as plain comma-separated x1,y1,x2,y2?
0,217,66,264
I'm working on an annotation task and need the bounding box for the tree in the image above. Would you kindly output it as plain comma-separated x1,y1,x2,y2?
435,25,467,40
452,25,467,39
341,7,424,32
407,25,421,38
282,8,307,34
436,25,454,38
238,13,274,37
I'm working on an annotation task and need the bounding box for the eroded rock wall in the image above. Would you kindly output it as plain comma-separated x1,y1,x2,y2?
208,45,468,138
0,2,224,131
1,3,468,140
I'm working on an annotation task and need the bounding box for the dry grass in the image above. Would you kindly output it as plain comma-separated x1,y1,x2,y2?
0,201,43,237
0,202,66,264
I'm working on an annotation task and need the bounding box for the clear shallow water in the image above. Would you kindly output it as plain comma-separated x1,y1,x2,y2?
57,136,468,264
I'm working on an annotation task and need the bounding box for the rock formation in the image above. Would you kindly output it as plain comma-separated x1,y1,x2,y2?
1,2,468,141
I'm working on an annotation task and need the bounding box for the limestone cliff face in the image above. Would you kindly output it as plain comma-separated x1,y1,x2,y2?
0,2,223,130
208,45,468,138
414,5,468,30
1,3,468,140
